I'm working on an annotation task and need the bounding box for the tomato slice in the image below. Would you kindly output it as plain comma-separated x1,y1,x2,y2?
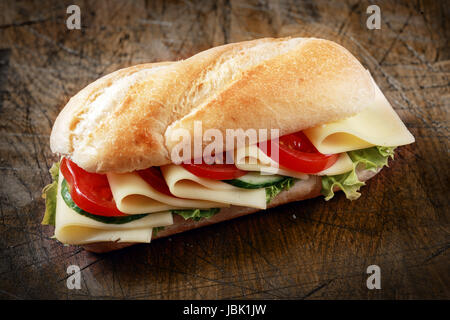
136,167,173,196
182,162,246,180
259,131,339,174
60,158,126,216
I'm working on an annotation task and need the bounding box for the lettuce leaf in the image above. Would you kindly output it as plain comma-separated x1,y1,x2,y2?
321,146,395,201
377,146,396,158
172,208,220,221
321,170,365,201
265,177,295,203
41,162,60,226
348,146,395,172
153,226,165,236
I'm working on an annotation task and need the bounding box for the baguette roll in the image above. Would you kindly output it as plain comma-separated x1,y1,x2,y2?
50,37,374,173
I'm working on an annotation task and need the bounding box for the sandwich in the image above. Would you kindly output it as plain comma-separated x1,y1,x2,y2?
41,37,415,253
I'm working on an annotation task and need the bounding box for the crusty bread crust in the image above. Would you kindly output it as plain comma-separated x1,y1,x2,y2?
82,168,379,253
51,37,374,173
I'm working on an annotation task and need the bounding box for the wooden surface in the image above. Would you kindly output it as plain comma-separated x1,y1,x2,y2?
0,0,448,299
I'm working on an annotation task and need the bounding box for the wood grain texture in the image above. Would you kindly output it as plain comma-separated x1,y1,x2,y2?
0,0,448,299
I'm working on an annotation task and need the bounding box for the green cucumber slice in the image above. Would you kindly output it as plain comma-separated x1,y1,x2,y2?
223,172,286,189
61,179,149,224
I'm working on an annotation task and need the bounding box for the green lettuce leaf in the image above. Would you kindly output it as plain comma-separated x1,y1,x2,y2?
377,146,396,158
347,146,395,172
41,162,60,226
153,226,165,236
321,169,366,201
172,208,220,221
265,177,295,203
321,146,396,201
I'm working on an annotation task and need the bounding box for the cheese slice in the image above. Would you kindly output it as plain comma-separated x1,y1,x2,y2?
304,80,415,154
54,173,173,245
234,145,353,177
234,145,309,179
107,172,226,214
317,153,353,176
161,165,267,209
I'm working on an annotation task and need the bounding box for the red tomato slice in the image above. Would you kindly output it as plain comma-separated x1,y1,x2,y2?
136,167,173,196
60,158,126,216
259,131,339,174
182,162,246,180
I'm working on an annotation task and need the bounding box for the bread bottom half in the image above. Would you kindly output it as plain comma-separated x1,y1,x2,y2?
82,169,378,253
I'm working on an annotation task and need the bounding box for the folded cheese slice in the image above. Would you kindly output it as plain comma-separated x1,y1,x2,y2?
317,153,354,176
107,172,226,214
54,173,174,245
234,145,309,179
234,145,353,177
161,165,267,209
304,80,415,154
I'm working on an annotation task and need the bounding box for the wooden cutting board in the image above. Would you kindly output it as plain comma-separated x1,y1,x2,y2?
0,0,448,299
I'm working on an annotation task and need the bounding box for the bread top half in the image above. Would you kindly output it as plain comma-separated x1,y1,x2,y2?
50,37,375,173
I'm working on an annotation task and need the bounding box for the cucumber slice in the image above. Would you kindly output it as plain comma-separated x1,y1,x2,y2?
224,172,286,189
61,179,149,224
